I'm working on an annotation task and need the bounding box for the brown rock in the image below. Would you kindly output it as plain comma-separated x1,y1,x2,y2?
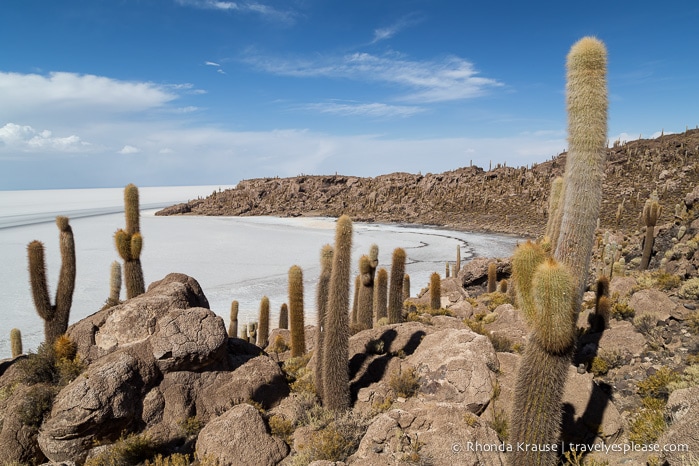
660,386,699,465
196,403,289,466
628,288,677,323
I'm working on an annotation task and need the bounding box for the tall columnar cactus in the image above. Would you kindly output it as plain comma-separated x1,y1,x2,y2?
228,300,239,338
279,303,289,330
374,268,388,323
545,176,565,247
315,244,334,402
10,328,23,358
456,244,461,275
640,193,662,270
356,255,375,332
402,274,411,303
288,265,306,357
351,275,360,325
106,260,122,307
27,216,76,346
257,296,270,348
429,272,441,310
114,184,145,299
322,215,353,412
388,248,406,324
487,261,497,293
510,37,608,466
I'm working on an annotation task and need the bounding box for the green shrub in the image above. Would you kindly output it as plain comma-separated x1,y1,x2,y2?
628,397,666,445
291,411,368,466
144,454,192,466
633,313,656,335
489,333,514,353
268,414,295,444
610,300,634,320
667,364,699,392
637,367,681,400
389,366,420,398
18,384,56,428
679,278,699,299
590,357,609,376
84,433,156,466
179,416,203,437
687,311,699,335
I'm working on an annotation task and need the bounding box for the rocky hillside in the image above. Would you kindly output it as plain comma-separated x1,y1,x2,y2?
157,129,699,238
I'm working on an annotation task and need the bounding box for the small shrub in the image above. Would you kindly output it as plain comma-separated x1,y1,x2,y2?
590,357,609,376
633,313,656,335
270,334,289,353
482,292,510,311
489,407,509,441
268,414,295,444
371,396,394,414
489,333,513,353
283,353,314,394
17,343,59,385
179,416,203,437
628,397,666,445
291,411,369,466
365,338,386,355
53,334,78,361
610,300,634,320
637,367,681,400
465,319,487,335
145,454,192,466
598,349,625,370
655,272,681,291
679,278,699,299
388,366,420,398
687,311,699,335
84,433,156,466
667,364,699,392
376,317,390,326
18,384,56,428
464,413,478,427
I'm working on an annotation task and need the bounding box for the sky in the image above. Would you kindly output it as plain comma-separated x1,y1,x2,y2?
0,0,697,190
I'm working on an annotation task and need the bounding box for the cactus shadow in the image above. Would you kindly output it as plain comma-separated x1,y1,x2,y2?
349,329,426,404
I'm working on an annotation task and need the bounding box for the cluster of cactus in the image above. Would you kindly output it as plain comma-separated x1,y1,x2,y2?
510,37,608,466
27,216,76,346
114,184,145,299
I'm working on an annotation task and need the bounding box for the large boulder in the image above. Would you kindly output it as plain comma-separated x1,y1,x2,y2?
459,258,511,291
659,386,699,465
196,403,289,466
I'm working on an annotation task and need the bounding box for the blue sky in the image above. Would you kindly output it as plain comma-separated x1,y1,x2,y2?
0,0,697,189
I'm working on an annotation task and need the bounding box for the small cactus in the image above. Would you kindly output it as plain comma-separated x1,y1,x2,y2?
388,248,406,324
429,272,441,310
288,265,305,357
106,260,122,307
402,274,411,302
487,261,497,293
456,244,461,275
374,268,389,323
258,296,270,348
228,300,239,338
27,216,76,346
54,334,78,361
279,303,289,330
10,328,22,358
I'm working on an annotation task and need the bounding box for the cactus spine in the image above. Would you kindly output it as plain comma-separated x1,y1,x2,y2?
279,303,289,329
315,244,333,401
640,193,661,270
10,328,23,358
387,248,406,324
356,255,375,331
510,37,608,466
487,261,497,293
288,265,306,357
228,300,239,338
114,184,145,299
27,216,76,346
107,260,122,307
429,272,441,310
257,296,270,348
322,215,352,412
374,268,388,323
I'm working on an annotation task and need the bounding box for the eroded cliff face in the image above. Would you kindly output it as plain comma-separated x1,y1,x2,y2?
157,129,699,238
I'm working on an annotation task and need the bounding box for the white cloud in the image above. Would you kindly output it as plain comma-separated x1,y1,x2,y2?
118,145,141,154
0,72,177,119
175,0,296,23
244,52,502,103
371,14,421,44
205,61,221,67
304,102,425,119
0,123,90,153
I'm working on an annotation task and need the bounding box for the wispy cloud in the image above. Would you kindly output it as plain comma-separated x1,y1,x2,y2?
0,123,91,153
244,51,503,103
304,101,425,119
205,61,221,67
371,13,422,43
118,145,141,155
175,0,296,23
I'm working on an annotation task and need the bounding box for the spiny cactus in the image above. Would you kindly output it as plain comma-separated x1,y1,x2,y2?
54,334,78,361
258,296,270,348
114,184,145,299
279,303,289,330
403,274,411,303
374,268,388,323
351,275,360,326
27,216,76,346
247,322,257,344
510,37,608,466
322,215,352,412
315,244,333,401
487,261,497,293
429,272,441,310
456,244,461,275
388,248,406,324
10,328,22,358
511,240,547,322
106,260,122,307
288,265,306,357
498,279,508,294
228,300,239,338
640,192,662,270
356,255,375,332
544,176,565,247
